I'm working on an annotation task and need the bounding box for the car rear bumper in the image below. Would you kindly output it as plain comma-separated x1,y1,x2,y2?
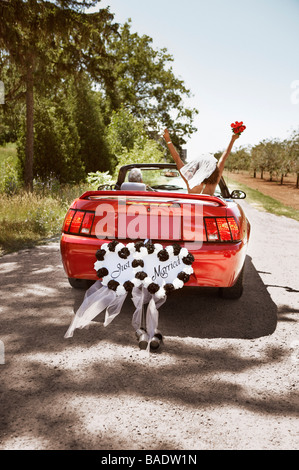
60,234,247,288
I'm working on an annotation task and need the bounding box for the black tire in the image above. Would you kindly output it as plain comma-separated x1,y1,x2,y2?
68,278,95,290
218,264,244,299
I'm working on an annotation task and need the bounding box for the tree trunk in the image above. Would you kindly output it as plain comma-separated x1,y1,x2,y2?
253,169,256,178
24,56,34,191
261,169,264,179
280,174,283,185
297,173,299,189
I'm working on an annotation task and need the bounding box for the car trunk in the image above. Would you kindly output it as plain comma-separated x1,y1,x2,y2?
73,190,229,244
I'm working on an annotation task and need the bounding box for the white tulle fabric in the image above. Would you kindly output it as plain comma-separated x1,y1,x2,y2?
132,286,166,346
64,281,166,348
180,155,217,189
64,280,126,338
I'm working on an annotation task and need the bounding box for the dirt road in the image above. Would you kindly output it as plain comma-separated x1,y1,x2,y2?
0,200,298,450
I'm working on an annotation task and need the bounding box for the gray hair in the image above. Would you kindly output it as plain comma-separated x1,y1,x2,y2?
128,168,143,182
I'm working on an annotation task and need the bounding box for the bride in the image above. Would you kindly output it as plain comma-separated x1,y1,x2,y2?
163,128,240,196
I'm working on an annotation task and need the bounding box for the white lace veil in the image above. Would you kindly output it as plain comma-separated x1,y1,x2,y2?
180,154,218,189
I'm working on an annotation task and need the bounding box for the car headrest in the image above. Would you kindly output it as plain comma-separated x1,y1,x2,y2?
120,182,146,191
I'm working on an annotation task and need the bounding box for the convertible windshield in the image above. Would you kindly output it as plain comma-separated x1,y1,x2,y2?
124,168,222,196
125,168,187,192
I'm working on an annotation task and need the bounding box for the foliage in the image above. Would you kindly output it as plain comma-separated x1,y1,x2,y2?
0,155,20,195
86,171,115,189
113,138,165,179
0,0,117,188
106,106,149,156
0,52,24,144
17,95,85,184
221,128,299,187
218,147,251,172
0,3,200,188
0,181,92,254
72,76,114,174
107,21,198,147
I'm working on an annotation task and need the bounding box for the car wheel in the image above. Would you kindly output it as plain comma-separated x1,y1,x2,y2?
218,264,244,299
68,278,95,290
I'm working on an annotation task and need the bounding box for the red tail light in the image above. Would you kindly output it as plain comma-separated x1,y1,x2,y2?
63,209,95,236
227,217,241,241
204,217,241,242
216,218,232,241
63,209,76,232
204,218,219,241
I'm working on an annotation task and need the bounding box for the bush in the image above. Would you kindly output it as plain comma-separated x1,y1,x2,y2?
86,171,114,189
113,139,165,178
0,156,20,195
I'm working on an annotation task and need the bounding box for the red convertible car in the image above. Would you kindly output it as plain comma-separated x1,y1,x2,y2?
60,163,251,299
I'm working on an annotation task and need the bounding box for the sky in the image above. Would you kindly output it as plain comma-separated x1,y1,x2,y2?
92,0,299,160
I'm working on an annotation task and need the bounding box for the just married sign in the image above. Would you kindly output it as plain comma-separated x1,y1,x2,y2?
94,240,194,296
64,240,194,349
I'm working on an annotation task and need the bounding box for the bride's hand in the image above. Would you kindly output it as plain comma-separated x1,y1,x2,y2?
163,128,171,142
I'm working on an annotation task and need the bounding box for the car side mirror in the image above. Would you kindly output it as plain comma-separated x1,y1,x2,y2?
230,189,246,199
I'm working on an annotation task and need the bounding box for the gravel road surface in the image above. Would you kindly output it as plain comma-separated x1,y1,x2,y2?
0,200,298,450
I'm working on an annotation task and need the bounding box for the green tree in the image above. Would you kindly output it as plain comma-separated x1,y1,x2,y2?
289,130,299,188
250,143,265,178
0,0,117,189
106,106,148,156
17,94,85,184
0,52,24,144
113,139,165,179
107,21,198,148
72,76,114,174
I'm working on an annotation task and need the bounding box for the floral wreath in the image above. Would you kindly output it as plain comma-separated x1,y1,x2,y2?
94,240,194,299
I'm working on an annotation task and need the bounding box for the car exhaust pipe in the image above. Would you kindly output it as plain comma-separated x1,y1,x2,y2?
135,328,163,350
135,328,149,350
150,330,163,350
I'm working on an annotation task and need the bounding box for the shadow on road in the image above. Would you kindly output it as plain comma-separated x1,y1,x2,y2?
1,245,295,451
71,254,277,342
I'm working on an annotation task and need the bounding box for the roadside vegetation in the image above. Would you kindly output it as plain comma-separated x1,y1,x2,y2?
226,175,299,222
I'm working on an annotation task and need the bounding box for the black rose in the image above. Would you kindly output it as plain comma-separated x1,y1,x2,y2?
172,244,181,256
134,241,145,252
107,280,119,291
132,259,144,268
135,271,147,280
123,281,134,292
147,283,160,294
96,249,106,261
118,247,130,259
177,271,190,283
144,242,155,254
108,240,119,252
164,283,175,295
182,253,194,265
157,249,169,262
97,267,109,278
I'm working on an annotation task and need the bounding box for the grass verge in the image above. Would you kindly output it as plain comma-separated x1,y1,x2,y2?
0,142,18,165
227,176,299,222
0,183,91,256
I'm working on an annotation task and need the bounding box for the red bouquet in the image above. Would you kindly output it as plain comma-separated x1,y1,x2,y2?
231,121,246,136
